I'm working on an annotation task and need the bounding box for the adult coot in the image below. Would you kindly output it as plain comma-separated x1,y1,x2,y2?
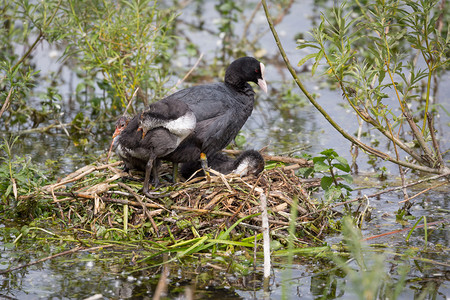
162,56,267,165
109,56,266,193
180,150,265,179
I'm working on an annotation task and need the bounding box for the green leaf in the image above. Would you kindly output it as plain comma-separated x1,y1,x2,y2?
312,49,324,76
324,185,342,202
320,148,338,158
335,155,348,165
321,176,333,190
298,52,320,67
338,174,353,184
314,160,330,172
378,70,386,84
312,156,326,164
4,184,12,198
296,43,320,50
234,135,246,148
298,167,314,178
339,183,353,192
333,162,350,173
206,239,253,248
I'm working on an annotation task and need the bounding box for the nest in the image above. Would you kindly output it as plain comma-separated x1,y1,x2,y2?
33,153,328,246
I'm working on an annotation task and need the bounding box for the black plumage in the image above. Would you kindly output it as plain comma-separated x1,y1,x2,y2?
111,98,196,196
162,56,267,163
109,57,267,195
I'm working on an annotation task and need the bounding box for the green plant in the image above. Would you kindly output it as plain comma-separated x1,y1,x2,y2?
0,137,50,215
215,0,241,60
59,0,176,111
303,149,353,203
263,0,449,175
0,0,62,125
1,0,178,129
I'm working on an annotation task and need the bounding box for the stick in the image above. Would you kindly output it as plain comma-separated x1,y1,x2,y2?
43,162,122,191
125,87,139,113
403,111,434,163
118,182,160,236
426,112,445,169
260,193,271,279
153,254,169,300
208,168,233,191
100,196,245,218
0,246,83,274
362,220,445,241
298,172,450,219
223,149,312,166
18,123,73,134
398,181,448,203
0,87,14,119
169,53,204,93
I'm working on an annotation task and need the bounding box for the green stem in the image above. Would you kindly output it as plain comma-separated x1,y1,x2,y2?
261,0,442,174
422,11,432,134
422,70,432,134
12,0,62,71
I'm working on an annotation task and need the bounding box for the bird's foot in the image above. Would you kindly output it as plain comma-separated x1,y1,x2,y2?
200,153,211,182
150,177,160,187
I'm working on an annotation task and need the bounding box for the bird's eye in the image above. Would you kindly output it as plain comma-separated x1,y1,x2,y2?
255,69,259,73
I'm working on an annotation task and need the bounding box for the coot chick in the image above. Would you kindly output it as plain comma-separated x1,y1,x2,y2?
111,104,196,197
111,115,147,173
180,150,265,179
161,57,267,165
112,116,179,196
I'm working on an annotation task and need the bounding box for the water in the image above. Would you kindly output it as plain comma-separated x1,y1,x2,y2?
1,0,449,299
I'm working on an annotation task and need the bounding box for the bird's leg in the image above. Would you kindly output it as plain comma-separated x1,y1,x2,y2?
143,155,155,198
151,159,160,187
200,152,211,182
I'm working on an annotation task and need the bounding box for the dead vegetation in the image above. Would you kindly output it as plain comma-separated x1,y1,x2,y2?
19,153,335,246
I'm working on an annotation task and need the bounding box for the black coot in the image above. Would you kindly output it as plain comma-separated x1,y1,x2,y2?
162,56,267,164
110,99,196,196
109,56,266,193
180,150,265,179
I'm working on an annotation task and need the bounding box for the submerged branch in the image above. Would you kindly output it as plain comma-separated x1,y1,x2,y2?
427,112,445,170
298,172,450,220
260,192,271,279
362,220,446,243
0,245,114,275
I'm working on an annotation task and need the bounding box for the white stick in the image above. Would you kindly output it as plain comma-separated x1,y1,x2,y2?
260,192,271,279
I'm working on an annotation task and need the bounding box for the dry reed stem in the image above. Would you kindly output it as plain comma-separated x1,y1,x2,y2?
30,159,328,243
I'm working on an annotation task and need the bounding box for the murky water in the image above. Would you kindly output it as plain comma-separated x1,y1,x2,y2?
1,0,449,299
